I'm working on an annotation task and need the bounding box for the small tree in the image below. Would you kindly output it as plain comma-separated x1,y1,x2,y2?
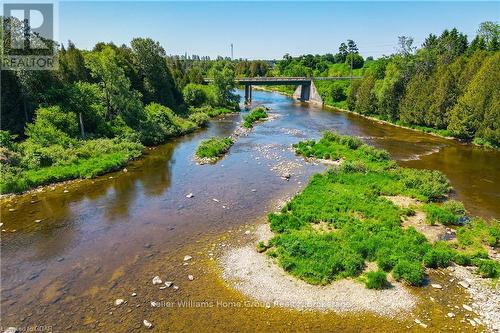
209,61,240,109
183,84,208,107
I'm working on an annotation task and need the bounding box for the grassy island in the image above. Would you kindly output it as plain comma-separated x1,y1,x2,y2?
195,137,234,161
243,106,268,128
261,132,499,287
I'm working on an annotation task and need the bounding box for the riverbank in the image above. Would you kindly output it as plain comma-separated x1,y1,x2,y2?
221,224,417,315
257,85,497,150
0,107,238,197
220,131,499,330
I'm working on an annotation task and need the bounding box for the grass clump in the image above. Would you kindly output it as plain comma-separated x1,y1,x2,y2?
195,137,234,159
256,241,268,253
392,260,425,286
243,106,268,128
475,259,500,278
425,200,466,225
365,270,388,289
423,242,455,268
456,217,500,250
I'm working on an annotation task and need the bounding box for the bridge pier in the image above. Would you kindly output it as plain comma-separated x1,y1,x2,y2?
293,81,322,105
244,84,252,104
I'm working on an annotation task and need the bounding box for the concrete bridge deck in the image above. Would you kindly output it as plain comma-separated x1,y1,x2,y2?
203,76,363,104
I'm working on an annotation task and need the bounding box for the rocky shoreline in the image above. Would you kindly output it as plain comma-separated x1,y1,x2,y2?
220,224,417,316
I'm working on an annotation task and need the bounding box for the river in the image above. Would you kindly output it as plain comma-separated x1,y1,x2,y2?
1,90,499,332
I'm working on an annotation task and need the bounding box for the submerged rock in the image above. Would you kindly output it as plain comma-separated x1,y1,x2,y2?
3,328,18,333
143,320,153,329
463,304,473,312
114,299,125,306
458,281,470,288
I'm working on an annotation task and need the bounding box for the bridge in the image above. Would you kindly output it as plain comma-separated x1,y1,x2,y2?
204,77,362,104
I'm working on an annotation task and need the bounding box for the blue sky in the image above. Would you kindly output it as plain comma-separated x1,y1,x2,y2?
58,1,500,59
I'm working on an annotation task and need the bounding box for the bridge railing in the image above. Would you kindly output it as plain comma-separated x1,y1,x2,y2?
203,76,363,83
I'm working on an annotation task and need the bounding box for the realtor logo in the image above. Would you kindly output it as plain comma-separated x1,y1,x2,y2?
2,1,58,70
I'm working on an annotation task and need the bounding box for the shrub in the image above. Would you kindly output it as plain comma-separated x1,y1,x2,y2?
475,259,499,278
394,168,451,202
423,243,455,268
331,85,346,102
454,253,472,266
425,200,466,225
140,103,196,145
195,137,234,159
183,83,208,107
243,106,268,128
392,260,425,286
376,248,397,271
402,207,416,216
0,130,17,150
456,217,500,250
190,106,237,118
188,112,210,127
256,241,268,253
26,106,79,147
365,270,388,289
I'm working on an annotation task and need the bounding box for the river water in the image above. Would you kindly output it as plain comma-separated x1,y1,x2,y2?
1,90,498,332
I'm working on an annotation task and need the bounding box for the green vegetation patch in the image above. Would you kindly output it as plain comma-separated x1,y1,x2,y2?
0,138,142,194
264,131,499,287
365,270,388,289
195,137,234,159
243,106,269,128
424,200,466,225
190,106,237,118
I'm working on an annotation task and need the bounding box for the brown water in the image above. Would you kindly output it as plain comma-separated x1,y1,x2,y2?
1,90,498,332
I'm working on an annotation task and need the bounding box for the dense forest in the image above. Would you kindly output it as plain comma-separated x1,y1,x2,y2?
0,17,240,193
270,22,499,148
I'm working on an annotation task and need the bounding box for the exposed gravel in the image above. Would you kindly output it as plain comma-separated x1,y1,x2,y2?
220,224,417,316
451,265,500,332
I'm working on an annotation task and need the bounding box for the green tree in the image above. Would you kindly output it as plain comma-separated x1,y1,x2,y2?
25,106,78,147
183,83,208,107
399,73,433,125
345,54,364,69
448,53,500,145
426,65,460,129
354,75,377,115
85,46,143,126
375,62,404,121
130,38,181,109
477,21,500,50
209,61,239,108
58,41,89,84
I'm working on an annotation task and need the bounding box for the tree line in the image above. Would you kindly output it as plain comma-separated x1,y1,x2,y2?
0,16,240,193
348,22,499,147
